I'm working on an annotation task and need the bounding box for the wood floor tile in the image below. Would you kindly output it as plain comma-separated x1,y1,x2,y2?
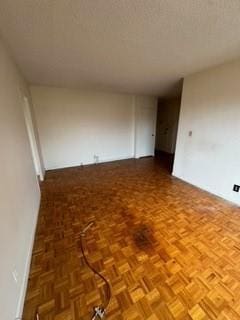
23,158,240,319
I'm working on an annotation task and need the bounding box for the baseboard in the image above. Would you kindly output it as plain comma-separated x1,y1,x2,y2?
99,155,134,164
45,155,135,171
135,154,154,159
172,171,239,207
15,194,41,319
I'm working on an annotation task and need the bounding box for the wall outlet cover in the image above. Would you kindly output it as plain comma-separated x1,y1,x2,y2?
233,184,240,192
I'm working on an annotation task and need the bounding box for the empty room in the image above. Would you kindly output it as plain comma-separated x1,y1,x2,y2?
1,1,240,320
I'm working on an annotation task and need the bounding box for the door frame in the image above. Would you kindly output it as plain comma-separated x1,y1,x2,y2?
23,96,44,181
134,102,157,158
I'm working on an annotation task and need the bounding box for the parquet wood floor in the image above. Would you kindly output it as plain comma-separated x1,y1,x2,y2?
23,157,240,320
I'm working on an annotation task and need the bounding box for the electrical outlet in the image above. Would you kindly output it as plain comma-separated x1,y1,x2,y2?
12,270,18,283
233,184,240,192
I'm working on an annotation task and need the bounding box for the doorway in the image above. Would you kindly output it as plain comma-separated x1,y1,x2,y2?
23,96,44,181
155,97,181,172
135,101,157,158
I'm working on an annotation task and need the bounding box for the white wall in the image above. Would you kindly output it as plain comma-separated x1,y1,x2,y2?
0,39,41,319
31,86,157,170
173,59,240,205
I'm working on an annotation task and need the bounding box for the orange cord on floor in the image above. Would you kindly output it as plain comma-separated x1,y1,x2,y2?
79,221,111,319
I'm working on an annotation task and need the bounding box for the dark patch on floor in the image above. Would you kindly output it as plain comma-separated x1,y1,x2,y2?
122,209,156,250
132,223,155,249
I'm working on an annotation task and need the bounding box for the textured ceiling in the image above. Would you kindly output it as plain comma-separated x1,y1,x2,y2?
0,1,240,96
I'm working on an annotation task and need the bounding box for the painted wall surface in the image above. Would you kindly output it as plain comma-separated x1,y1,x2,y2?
31,86,157,169
0,39,41,319
173,59,240,205
155,98,180,154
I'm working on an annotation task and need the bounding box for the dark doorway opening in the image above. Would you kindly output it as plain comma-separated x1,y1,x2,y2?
155,97,181,173
155,150,175,173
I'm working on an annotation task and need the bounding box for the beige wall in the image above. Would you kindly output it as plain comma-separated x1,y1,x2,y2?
31,86,157,169
0,39,41,319
173,59,240,205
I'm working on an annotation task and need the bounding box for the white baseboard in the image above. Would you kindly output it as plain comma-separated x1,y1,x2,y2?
99,155,134,164
172,172,239,207
15,195,41,319
45,155,135,171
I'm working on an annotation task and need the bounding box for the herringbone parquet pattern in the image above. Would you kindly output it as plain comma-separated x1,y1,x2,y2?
23,158,240,320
